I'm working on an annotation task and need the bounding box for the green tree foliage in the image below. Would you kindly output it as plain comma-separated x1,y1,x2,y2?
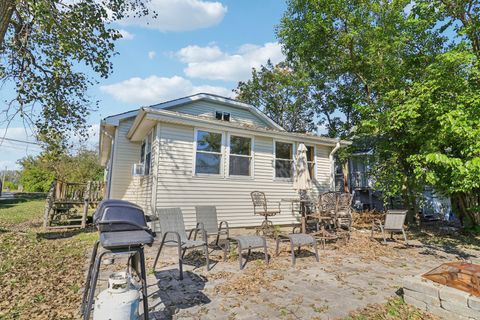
18,156,55,192
235,61,316,133
405,49,480,226
54,149,104,182
0,0,153,148
278,0,446,109
235,60,360,137
3,181,18,190
278,0,480,226
18,149,104,192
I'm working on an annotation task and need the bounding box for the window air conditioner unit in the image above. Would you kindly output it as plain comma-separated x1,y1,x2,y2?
132,163,145,176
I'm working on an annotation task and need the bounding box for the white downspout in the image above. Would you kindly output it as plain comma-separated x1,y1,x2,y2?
329,141,341,191
103,129,115,199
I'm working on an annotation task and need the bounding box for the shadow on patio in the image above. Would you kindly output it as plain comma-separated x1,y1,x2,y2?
149,270,210,320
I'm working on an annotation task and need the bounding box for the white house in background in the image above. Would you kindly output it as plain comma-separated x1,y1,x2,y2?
99,93,350,229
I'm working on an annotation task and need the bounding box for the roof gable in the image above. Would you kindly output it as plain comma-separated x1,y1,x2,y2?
102,93,284,131
150,93,285,131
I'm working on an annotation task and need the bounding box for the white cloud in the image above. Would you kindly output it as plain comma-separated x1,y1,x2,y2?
148,51,157,60
0,127,36,142
177,45,224,63
118,29,135,40
100,75,232,104
120,0,227,32
179,42,284,81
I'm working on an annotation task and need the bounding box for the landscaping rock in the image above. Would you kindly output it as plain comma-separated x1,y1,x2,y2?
439,285,471,306
403,288,441,307
441,300,480,319
402,275,441,297
468,295,480,311
403,295,428,311
427,304,471,320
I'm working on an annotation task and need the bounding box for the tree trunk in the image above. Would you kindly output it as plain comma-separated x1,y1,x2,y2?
455,193,479,228
454,193,467,227
342,160,349,193
0,0,14,46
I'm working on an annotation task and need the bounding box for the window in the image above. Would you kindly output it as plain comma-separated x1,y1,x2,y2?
275,141,293,178
214,111,231,121
195,130,223,174
306,145,315,179
229,135,252,176
140,131,153,175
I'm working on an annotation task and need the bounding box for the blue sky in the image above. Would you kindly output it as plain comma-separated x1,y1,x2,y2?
0,0,287,169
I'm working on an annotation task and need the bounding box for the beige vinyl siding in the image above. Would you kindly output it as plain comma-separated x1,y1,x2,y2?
110,118,154,214
166,101,272,129
153,122,333,230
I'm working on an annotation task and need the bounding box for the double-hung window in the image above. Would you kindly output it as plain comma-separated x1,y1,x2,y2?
195,130,223,175
140,131,153,175
229,135,252,176
306,145,315,180
275,141,294,178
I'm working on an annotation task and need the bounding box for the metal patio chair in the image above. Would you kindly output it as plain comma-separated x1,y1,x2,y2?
371,210,408,245
195,206,229,248
310,191,338,231
153,208,210,280
336,192,353,231
318,191,338,217
250,191,280,235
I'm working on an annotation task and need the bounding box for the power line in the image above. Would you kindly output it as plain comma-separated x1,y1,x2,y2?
1,144,42,151
0,137,41,145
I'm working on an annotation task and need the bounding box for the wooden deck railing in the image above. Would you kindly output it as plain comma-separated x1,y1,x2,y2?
44,180,106,229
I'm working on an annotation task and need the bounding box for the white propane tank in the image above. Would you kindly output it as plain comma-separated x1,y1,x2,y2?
93,272,140,320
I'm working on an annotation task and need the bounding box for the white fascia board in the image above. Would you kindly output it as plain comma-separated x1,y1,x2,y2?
137,108,347,147
102,110,138,126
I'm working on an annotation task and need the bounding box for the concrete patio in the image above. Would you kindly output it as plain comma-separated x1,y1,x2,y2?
91,230,480,320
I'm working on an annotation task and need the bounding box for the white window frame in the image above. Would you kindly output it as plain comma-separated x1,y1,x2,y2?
192,127,225,177
140,129,154,176
273,139,295,181
304,144,317,181
226,133,255,179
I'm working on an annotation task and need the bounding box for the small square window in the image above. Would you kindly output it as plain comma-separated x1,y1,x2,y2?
223,112,230,121
215,111,223,120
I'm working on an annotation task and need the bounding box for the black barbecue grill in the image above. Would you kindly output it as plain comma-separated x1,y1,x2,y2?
93,199,141,223
82,199,153,320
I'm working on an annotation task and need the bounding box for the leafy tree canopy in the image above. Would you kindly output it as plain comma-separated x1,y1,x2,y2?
0,0,153,149
276,0,480,225
235,61,316,133
18,148,104,192
235,60,360,137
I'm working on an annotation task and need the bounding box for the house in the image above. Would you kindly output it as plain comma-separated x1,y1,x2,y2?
337,150,453,218
99,93,350,229
341,150,385,211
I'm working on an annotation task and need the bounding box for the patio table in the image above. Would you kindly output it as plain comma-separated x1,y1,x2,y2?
281,198,313,234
